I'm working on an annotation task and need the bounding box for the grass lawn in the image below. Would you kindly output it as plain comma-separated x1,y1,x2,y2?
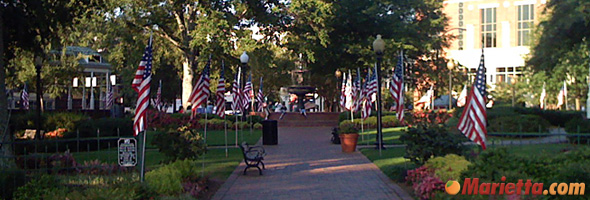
360,147,413,181
358,127,406,145
144,129,262,148
72,148,243,180
72,128,261,180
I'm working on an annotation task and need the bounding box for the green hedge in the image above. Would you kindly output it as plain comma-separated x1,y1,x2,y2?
462,147,590,193
488,114,551,133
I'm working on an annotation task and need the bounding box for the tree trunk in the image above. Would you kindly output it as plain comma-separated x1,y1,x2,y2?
182,56,193,111
0,12,16,168
576,97,580,111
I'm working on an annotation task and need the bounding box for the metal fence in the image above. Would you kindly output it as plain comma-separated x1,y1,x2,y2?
0,129,141,199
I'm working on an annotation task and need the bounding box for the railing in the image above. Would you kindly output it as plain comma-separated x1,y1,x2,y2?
0,128,139,199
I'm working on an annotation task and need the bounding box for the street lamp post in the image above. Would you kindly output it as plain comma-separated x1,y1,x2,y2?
240,51,250,134
372,35,385,152
447,61,455,109
335,69,342,112
34,56,43,140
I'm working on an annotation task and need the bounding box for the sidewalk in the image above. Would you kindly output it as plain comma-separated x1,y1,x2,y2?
212,127,412,200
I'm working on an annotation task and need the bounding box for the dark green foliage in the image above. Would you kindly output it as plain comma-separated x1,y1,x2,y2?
390,164,416,183
488,114,551,133
152,126,207,163
462,147,590,186
198,118,232,130
145,159,200,195
400,125,466,165
565,117,590,133
44,112,88,132
338,120,359,134
65,118,133,138
514,107,584,127
13,175,64,200
565,118,590,144
0,169,26,199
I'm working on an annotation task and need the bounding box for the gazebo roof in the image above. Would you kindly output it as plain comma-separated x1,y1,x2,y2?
50,46,112,73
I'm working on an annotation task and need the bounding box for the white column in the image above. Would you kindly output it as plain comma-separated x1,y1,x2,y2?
90,72,95,110
82,78,86,110
466,24,475,50
501,21,510,48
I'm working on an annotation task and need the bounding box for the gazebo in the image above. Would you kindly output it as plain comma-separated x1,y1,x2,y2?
50,46,116,111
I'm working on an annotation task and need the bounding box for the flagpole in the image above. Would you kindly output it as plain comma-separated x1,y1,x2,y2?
224,114,228,157
361,101,364,144
202,101,207,177
139,34,153,183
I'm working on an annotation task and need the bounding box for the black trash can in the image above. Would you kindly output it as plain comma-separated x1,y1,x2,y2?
262,120,278,145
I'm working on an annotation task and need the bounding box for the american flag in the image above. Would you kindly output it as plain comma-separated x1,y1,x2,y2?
106,82,114,109
361,71,372,120
457,49,487,150
131,38,153,136
232,67,242,113
215,62,226,118
389,51,404,122
154,80,162,111
242,73,253,110
352,69,361,112
367,65,378,103
457,85,468,107
339,72,347,109
256,77,265,112
21,83,29,110
188,58,211,119
344,72,353,111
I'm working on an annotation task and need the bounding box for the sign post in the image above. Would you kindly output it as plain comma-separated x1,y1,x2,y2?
118,138,137,167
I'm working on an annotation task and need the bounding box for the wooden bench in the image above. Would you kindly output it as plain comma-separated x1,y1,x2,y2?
239,142,266,175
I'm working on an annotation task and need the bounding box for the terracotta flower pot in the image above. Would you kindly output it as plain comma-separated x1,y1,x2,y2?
339,133,359,153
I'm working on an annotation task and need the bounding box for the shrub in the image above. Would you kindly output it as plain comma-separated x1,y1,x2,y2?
233,121,249,129
400,124,466,165
424,154,471,182
145,159,199,195
13,175,63,200
65,118,133,138
198,118,232,130
152,126,207,163
565,117,590,133
253,123,262,129
488,114,550,133
406,110,452,127
406,166,444,200
389,163,416,183
44,112,88,132
338,121,358,134
461,148,553,183
382,115,401,127
514,107,583,127
413,174,444,200
0,169,25,199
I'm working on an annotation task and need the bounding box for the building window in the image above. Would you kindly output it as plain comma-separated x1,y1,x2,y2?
518,4,534,46
481,7,497,48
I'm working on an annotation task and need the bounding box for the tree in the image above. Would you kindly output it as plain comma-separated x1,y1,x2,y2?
283,0,449,111
1,0,101,167
527,0,590,110
115,0,287,109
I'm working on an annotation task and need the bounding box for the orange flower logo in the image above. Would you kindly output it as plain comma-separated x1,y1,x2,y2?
445,180,461,195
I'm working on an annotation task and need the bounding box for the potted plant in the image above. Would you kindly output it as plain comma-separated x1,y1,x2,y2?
339,121,359,153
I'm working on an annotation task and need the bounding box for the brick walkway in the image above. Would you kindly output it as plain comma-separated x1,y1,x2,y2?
212,127,412,200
